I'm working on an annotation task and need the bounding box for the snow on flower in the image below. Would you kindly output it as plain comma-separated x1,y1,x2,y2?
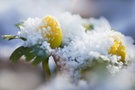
17,12,135,84
17,16,62,49
17,17,43,46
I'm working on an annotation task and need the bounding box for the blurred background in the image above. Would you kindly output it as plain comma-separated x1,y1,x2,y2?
0,0,135,90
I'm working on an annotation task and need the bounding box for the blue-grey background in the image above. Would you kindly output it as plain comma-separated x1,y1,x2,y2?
0,0,135,47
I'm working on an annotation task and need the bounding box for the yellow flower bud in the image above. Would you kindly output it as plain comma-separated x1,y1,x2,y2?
109,38,126,62
38,15,62,49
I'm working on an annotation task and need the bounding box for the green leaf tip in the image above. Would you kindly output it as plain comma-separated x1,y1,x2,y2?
16,22,24,29
2,35,17,40
2,35,26,41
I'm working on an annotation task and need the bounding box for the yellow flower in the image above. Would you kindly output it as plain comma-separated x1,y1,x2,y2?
38,15,62,49
109,38,126,62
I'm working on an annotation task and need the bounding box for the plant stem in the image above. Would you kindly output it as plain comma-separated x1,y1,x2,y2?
42,59,51,81
52,55,60,71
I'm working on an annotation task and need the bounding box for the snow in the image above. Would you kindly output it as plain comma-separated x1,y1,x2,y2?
17,18,43,46
16,12,135,89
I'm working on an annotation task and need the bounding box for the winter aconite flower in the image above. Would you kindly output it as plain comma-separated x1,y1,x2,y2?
109,37,126,62
38,16,62,49
2,12,135,87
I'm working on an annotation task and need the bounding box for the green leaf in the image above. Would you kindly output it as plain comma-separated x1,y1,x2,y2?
89,24,94,30
24,47,35,61
2,35,17,40
10,46,25,63
2,35,26,41
86,24,94,31
31,45,49,66
32,56,43,66
23,45,50,66
10,44,50,66
25,51,36,62
16,22,24,29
